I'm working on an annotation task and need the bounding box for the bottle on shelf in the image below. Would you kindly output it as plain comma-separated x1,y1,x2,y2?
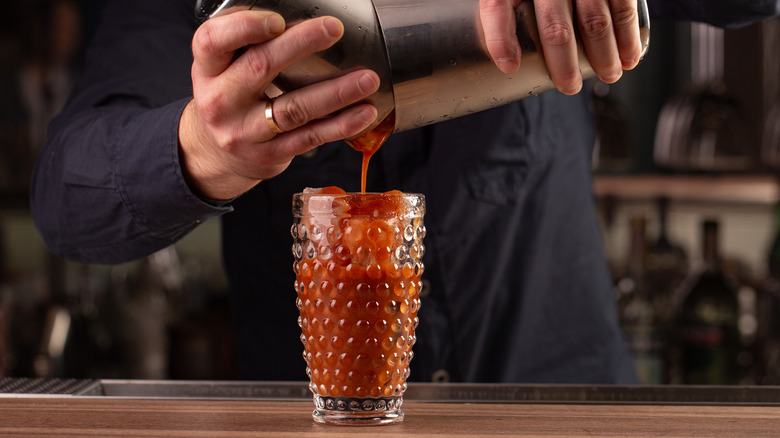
617,217,666,384
760,202,780,384
645,197,688,324
677,219,740,385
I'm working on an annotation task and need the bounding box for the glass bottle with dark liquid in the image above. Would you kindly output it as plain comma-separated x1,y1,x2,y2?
617,217,665,384
760,203,780,384
645,198,688,297
678,219,739,385
644,197,687,382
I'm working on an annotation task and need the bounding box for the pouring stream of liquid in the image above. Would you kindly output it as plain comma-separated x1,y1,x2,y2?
344,111,395,193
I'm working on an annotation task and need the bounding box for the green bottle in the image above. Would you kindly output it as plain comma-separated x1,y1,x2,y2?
679,219,740,385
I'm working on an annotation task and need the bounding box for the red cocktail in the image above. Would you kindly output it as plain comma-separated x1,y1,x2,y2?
292,187,425,425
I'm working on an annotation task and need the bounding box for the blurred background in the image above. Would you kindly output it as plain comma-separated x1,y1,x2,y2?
0,1,779,385
0,0,236,381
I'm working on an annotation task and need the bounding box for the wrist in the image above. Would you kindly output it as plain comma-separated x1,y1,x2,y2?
178,101,260,200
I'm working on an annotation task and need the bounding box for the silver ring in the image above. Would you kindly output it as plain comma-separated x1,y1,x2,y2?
265,98,283,134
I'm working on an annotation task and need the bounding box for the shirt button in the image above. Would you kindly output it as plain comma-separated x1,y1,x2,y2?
431,369,450,383
301,148,318,159
419,279,432,298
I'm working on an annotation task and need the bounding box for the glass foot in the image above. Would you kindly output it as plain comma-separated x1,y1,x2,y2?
312,395,404,425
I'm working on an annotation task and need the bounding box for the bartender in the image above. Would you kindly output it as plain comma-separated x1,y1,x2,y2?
30,0,779,382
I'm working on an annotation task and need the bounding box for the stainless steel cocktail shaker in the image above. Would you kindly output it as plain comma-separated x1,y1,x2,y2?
196,0,650,133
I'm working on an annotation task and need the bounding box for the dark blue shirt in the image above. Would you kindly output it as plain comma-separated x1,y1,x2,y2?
31,0,779,383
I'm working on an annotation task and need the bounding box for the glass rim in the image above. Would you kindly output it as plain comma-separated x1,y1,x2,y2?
293,192,425,217
293,191,425,197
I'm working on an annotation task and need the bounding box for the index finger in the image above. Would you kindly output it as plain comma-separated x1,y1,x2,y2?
192,10,286,78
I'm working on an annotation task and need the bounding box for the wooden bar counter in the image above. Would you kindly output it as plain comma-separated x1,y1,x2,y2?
2,379,780,436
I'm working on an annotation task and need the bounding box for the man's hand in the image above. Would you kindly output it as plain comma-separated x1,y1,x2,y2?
179,11,380,200
480,0,642,95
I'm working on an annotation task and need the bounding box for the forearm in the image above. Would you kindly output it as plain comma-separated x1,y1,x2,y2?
31,99,231,264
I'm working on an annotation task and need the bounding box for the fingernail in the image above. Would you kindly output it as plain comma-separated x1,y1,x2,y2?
600,71,622,84
357,107,378,125
558,83,583,95
265,14,285,35
322,17,343,38
497,57,519,74
357,73,378,94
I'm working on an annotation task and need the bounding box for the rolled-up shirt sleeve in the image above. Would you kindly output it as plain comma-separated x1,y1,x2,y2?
32,99,231,264
30,0,232,264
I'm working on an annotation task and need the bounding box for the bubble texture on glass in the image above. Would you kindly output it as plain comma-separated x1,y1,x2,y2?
292,193,424,405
